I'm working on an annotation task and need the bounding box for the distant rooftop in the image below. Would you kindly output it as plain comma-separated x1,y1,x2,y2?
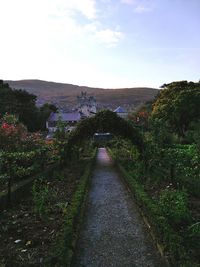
48,112,81,122
114,106,127,113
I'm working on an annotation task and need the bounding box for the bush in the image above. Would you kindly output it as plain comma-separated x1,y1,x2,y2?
158,189,190,226
32,177,51,217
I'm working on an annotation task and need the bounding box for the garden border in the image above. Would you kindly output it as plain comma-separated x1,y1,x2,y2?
0,162,58,211
107,148,172,266
45,148,97,267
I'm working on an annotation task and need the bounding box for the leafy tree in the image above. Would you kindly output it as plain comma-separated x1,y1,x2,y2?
151,81,200,136
128,101,153,129
0,80,15,114
0,80,56,132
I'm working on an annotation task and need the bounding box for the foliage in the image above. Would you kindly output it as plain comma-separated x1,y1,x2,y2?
144,143,200,196
108,131,199,265
0,114,27,151
128,101,153,129
55,202,69,215
71,110,142,146
148,119,176,147
109,150,187,265
46,149,96,266
54,114,69,141
0,80,37,131
109,137,140,164
32,177,51,217
151,81,200,137
185,121,200,145
38,103,58,131
158,189,190,225
0,80,56,131
0,115,60,207
63,110,143,162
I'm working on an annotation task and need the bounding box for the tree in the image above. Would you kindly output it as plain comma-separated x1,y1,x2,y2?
128,101,153,129
0,80,57,132
13,89,39,131
151,81,200,136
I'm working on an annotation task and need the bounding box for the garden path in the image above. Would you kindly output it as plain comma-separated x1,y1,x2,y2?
73,148,165,267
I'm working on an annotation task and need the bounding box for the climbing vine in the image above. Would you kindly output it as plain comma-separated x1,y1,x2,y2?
63,110,143,162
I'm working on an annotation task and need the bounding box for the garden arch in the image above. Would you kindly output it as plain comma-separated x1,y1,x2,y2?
63,110,143,160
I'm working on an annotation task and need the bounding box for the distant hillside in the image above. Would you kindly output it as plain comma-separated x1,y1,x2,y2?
7,79,159,111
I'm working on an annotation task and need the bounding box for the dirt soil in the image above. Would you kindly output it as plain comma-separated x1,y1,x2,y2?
0,164,83,267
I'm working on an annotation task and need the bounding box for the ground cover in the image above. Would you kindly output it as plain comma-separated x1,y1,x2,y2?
108,139,200,266
0,161,86,266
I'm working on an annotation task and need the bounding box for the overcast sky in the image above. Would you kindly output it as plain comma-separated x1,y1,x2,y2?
0,0,199,88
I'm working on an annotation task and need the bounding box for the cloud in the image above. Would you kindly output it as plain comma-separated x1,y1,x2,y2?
0,0,123,48
121,0,136,4
95,29,123,47
53,1,123,46
120,0,153,13
0,0,124,87
55,0,97,20
134,5,152,13
83,21,123,47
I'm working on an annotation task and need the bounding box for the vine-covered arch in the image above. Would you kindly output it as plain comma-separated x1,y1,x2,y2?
64,110,143,158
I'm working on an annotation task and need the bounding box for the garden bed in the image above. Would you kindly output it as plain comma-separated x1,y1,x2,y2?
108,147,200,267
0,163,58,211
0,160,87,267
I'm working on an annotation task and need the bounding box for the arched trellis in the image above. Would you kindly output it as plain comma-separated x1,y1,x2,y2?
63,110,143,161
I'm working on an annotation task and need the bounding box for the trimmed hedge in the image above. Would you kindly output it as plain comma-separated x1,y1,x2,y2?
45,149,96,267
108,148,195,266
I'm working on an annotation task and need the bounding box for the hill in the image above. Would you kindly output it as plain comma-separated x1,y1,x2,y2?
7,79,158,111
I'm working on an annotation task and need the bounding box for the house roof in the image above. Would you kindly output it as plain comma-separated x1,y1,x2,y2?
48,112,81,122
114,106,127,113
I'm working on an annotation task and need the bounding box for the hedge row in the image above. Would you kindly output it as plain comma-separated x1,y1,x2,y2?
108,148,195,267
45,149,97,267
0,162,59,210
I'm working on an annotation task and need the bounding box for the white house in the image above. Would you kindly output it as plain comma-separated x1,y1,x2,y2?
46,92,97,135
46,111,81,133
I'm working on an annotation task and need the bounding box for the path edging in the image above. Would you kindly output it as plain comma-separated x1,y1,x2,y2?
107,148,171,266
45,148,97,267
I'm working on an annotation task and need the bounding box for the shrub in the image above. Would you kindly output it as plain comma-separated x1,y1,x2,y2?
32,177,51,217
158,189,190,226
0,114,27,151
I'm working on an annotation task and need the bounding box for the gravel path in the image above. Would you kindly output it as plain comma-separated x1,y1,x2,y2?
73,148,165,267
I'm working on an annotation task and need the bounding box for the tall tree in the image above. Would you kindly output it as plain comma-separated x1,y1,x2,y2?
0,80,56,132
151,81,200,136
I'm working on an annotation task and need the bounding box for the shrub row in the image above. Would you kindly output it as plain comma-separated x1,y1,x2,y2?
45,149,96,267
142,143,200,196
0,161,59,210
108,148,198,266
0,147,60,182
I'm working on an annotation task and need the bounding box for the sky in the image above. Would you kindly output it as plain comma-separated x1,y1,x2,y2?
0,0,199,88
